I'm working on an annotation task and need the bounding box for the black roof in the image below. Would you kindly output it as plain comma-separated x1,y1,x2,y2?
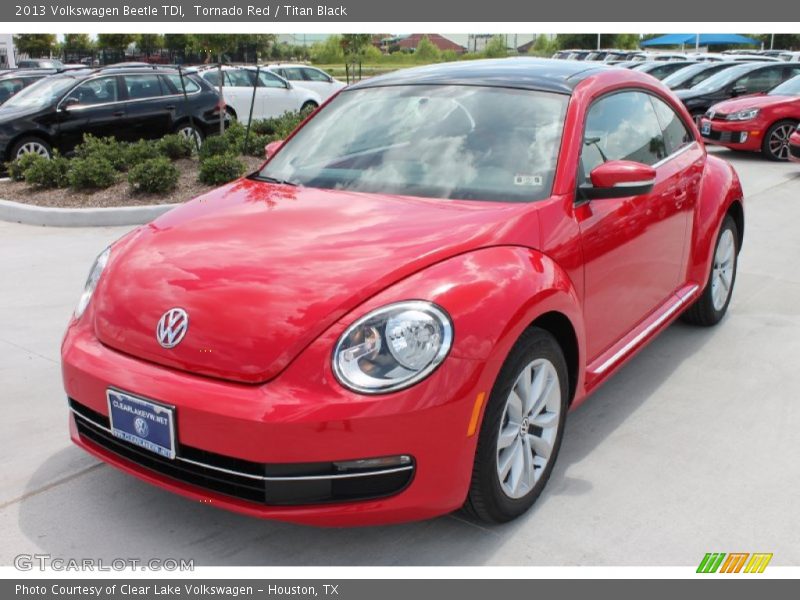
348,58,611,94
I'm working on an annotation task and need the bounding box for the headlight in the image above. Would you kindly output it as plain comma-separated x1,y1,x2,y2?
727,108,760,121
74,247,110,318
332,301,453,394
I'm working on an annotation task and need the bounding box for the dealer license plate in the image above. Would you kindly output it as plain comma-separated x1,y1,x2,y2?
107,389,176,459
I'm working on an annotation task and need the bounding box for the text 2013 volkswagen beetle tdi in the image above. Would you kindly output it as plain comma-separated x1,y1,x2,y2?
62,59,744,525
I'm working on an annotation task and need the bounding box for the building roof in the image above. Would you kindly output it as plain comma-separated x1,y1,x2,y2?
348,57,610,94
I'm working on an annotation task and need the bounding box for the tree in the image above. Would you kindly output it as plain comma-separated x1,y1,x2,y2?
612,34,641,50
13,34,56,57
529,35,558,57
341,34,373,62
96,34,137,53
63,34,94,52
483,35,509,58
554,34,598,50
310,35,344,64
137,34,165,55
415,36,441,62
188,35,240,134
164,34,190,54
751,34,800,50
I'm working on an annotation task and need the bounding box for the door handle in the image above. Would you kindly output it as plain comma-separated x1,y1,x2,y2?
164,104,176,110
112,111,124,117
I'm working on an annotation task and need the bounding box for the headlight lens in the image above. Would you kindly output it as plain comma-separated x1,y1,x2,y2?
74,247,110,318
332,301,453,394
727,108,760,121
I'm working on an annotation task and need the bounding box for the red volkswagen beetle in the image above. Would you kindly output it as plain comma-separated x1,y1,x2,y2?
62,59,744,526
699,74,800,161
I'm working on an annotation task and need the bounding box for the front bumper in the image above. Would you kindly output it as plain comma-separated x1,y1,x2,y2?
699,117,763,151
62,316,488,526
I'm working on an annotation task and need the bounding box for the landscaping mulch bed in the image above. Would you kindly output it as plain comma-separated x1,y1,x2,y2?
0,156,264,209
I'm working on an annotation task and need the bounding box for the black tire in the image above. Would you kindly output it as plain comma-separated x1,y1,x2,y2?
464,328,569,523
10,136,52,161
225,106,237,121
681,215,739,327
300,101,318,113
761,119,798,161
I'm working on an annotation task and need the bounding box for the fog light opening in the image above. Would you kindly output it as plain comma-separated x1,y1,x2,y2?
333,455,412,472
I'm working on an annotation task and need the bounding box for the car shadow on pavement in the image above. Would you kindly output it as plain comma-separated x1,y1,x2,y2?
14,320,722,566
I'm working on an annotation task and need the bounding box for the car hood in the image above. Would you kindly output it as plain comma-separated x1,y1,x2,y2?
709,94,799,114
93,179,541,383
0,105,41,122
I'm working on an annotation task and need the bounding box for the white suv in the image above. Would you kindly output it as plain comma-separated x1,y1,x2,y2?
193,65,321,123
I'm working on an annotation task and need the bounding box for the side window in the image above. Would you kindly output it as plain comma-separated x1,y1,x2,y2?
258,71,288,88
737,67,782,93
202,70,221,87
303,68,330,82
124,75,164,100
69,77,119,106
281,68,305,82
225,69,256,87
581,91,667,180
650,96,694,155
163,74,200,94
787,65,800,78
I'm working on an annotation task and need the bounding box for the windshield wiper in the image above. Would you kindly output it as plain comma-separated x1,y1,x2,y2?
257,175,299,186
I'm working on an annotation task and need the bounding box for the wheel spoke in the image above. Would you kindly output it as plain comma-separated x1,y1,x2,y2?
498,438,519,481
514,364,532,410
507,440,525,495
531,410,558,429
506,390,523,424
498,423,518,449
528,433,553,460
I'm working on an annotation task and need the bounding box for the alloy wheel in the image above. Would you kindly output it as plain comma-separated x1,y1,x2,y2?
178,126,203,148
16,141,50,159
496,358,562,499
711,228,735,311
768,124,795,160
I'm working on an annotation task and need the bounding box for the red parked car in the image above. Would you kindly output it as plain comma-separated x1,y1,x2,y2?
789,128,800,162
699,75,800,160
62,59,744,526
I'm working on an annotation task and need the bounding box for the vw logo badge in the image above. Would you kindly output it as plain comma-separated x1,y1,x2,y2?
134,417,149,438
156,307,189,349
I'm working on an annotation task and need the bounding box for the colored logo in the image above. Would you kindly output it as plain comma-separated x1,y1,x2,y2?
697,553,773,573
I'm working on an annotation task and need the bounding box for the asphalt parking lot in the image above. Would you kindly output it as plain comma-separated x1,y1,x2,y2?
1,147,799,567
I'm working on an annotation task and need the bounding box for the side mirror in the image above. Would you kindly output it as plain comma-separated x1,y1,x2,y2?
579,160,656,201
731,84,747,97
60,97,80,110
264,140,284,159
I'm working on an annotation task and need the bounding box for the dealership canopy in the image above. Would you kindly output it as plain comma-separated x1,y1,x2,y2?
641,34,760,47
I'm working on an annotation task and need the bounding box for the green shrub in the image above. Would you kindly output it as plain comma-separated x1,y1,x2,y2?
23,152,70,188
198,153,245,186
124,139,161,167
6,153,44,181
157,134,194,160
67,156,117,190
240,133,274,157
128,157,179,194
250,111,305,138
198,134,234,159
74,135,127,171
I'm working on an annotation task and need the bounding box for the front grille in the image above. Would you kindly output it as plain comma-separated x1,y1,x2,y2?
703,129,744,143
70,399,414,506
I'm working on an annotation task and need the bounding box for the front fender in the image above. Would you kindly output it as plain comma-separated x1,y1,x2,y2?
687,154,744,287
329,245,586,405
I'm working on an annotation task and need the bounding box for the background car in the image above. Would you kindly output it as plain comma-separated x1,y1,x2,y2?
700,74,800,160
61,59,743,527
789,128,800,161
0,69,56,104
676,61,800,122
267,64,345,102
194,65,321,123
17,58,64,69
661,61,740,90
631,60,698,80
0,67,224,162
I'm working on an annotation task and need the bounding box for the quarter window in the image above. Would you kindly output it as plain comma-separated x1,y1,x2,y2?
649,96,693,155
736,67,783,93
581,91,667,180
281,68,305,81
163,74,200,94
302,68,330,82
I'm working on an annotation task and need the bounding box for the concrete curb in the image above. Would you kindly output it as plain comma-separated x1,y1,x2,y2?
0,198,176,227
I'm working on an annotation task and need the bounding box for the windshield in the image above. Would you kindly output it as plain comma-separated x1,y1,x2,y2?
689,64,754,92
1,76,76,109
768,75,800,96
663,63,719,87
257,85,569,203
